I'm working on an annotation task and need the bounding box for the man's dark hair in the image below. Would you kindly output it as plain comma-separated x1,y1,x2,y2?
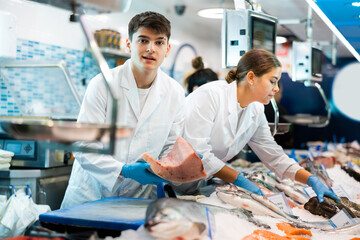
128,11,171,41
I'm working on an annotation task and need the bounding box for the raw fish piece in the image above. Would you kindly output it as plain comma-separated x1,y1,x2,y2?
276,222,312,236
312,156,336,168
242,229,311,240
285,236,311,240
142,137,207,183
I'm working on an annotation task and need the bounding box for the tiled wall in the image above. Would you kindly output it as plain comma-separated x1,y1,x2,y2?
0,39,116,117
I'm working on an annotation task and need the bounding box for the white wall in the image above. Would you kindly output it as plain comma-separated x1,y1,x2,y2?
0,0,224,78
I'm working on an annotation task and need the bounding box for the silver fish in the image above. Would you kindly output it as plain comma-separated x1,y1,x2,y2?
216,184,299,221
145,197,269,240
302,158,334,188
249,171,279,187
215,184,339,231
275,183,310,205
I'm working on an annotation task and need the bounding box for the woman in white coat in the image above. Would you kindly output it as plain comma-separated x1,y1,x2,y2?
61,11,184,208
184,49,339,203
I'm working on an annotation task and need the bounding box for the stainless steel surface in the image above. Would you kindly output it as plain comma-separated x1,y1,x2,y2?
309,82,331,127
291,41,313,83
268,123,290,135
222,9,278,68
0,165,72,178
269,98,279,136
0,165,72,210
0,119,132,143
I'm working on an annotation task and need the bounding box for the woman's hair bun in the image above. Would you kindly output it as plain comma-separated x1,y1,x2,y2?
225,69,236,83
192,56,204,70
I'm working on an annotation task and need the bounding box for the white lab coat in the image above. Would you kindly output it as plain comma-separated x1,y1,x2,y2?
61,60,185,208
184,80,301,179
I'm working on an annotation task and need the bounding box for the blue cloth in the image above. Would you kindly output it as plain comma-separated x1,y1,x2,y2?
122,162,170,185
233,173,264,196
307,175,340,203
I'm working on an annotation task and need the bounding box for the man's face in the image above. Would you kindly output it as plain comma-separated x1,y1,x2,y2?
127,27,171,72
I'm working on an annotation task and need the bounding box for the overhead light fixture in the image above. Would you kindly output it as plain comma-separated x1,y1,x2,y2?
197,8,224,19
278,19,302,25
306,0,360,62
352,2,360,7
169,39,180,46
276,36,287,44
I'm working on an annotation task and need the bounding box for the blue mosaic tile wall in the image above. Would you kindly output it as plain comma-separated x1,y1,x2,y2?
0,39,116,117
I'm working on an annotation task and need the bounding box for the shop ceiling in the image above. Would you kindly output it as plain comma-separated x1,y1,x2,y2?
27,0,359,59
155,0,359,59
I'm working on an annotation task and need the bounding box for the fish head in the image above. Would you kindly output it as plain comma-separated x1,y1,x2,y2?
215,185,253,201
216,184,248,194
145,207,206,239
250,171,266,182
145,206,184,229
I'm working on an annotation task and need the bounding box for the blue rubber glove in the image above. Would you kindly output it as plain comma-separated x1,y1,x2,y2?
307,175,340,203
233,173,264,196
122,162,170,185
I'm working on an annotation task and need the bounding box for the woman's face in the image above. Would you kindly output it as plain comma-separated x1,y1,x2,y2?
251,67,282,105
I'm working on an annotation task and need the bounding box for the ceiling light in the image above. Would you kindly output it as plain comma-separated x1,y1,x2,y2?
276,36,287,44
352,2,360,7
170,39,180,46
197,8,224,19
306,0,360,62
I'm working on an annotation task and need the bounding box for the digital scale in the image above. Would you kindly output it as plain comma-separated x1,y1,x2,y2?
0,124,72,168
0,137,72,168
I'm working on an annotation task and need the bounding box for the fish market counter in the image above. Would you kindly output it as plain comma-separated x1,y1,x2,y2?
0,166,72,210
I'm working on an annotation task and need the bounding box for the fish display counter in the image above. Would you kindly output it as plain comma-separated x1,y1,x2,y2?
38,141,360,240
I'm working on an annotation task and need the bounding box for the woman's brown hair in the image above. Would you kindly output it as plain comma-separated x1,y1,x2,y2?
225,49,281,83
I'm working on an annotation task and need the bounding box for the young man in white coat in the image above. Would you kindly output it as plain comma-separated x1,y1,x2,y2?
61,11,185,208
183,49,339,203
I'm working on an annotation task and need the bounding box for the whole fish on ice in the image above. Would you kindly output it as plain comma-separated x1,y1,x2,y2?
145,197,269,240
215,184,299,221
215,184,342,231
301,158,334,188
275,183,309,205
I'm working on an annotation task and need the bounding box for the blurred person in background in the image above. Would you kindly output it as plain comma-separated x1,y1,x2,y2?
183,56,218,94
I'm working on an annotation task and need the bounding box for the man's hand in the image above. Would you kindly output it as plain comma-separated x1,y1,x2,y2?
122,161,170,185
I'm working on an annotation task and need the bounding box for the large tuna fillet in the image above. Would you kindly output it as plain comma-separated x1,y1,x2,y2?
142,137,207,183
